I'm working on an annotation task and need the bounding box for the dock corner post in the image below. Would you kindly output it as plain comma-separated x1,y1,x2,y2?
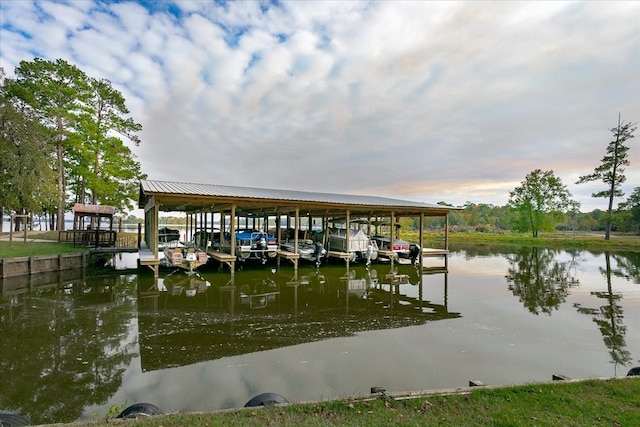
445,212,450,251
345,209,350,267
9,215,13,250
419,213,424,270
390,211,395,267
230,204,236,263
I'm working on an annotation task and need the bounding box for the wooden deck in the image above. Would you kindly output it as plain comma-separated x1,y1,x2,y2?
92,246,139,254
421,247,449,271
421,248,449,256
206,249,236,270
206,250,236,262
138,246,159,266
277,249,300,269
277,250,300,260
327,250,351,260
138,244,160,278
377,249,396,258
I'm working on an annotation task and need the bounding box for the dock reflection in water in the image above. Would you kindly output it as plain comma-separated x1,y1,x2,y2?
2,247,639,425
137,264,458,372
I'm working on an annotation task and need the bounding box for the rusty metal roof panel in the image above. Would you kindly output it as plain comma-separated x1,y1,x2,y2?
72,203,116,215
140,179,448,210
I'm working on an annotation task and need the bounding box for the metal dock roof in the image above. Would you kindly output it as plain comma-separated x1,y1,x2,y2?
139,179,455,216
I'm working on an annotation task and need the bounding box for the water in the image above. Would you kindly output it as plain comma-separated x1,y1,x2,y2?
1,245,639,424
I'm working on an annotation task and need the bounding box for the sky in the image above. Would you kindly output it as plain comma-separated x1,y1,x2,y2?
1,0,639,213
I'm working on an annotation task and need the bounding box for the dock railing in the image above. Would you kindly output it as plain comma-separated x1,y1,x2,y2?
58,230,118,248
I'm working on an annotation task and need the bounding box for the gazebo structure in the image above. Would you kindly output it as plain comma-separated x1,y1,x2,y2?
138,180,459,277
66,203,118,247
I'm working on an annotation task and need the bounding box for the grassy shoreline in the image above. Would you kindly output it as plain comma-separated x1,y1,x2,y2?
46,377,640,426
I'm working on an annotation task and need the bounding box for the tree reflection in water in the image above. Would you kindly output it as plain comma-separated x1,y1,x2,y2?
505,247,581,315
0,270,138,425
574,252,633,372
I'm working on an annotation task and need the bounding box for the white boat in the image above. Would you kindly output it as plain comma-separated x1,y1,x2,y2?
368,221,421,264
322,227,378,265
233,230,278,264
280,239,326,267
162,242,208,275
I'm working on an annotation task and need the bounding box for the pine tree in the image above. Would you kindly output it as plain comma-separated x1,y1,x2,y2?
576,114,636,240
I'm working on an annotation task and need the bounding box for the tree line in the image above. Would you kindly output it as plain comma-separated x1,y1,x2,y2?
421,195,640,236
1,58,145,231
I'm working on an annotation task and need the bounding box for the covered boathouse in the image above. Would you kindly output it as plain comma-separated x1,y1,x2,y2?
138,179,458,276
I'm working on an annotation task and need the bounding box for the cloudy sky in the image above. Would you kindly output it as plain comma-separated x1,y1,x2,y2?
1,1,639,212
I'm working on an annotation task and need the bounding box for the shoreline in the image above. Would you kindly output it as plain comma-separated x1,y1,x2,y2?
25,376,640,426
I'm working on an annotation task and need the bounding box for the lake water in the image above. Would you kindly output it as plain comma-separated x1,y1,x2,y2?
1,245,639,424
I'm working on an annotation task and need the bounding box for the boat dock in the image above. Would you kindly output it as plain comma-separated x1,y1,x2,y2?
137,179,460,276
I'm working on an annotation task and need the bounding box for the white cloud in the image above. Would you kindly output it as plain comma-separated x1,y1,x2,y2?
1,0,638,212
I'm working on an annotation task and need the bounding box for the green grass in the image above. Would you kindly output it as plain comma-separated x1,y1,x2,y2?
0,239,85,258
71,378,640,426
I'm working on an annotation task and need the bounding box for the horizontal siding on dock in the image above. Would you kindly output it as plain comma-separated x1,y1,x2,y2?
0,253,88,278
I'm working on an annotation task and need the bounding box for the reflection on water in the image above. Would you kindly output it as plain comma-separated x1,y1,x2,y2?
137,266,458,372
574,252,633,372
1,246,639,424
0,269,137,425
505,247,581,315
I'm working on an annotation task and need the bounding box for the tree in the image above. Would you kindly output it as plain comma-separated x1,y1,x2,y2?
619,187,640,235
69,77,145,213
5,58,90,230
508,169,572,237
576,114,636,240
5,58,146,226
0,71,57,229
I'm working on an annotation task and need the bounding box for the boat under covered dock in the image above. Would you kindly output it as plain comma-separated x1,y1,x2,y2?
137,180,459,276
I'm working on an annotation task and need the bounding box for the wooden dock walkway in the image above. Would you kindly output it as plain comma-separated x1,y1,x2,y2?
277,249,300,269
92,246,139,254
421,247,449,271
138,246,159,266
327,250,351,261
206,249,236,270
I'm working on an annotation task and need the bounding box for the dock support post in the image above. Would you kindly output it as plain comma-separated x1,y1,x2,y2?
345,210,350,268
